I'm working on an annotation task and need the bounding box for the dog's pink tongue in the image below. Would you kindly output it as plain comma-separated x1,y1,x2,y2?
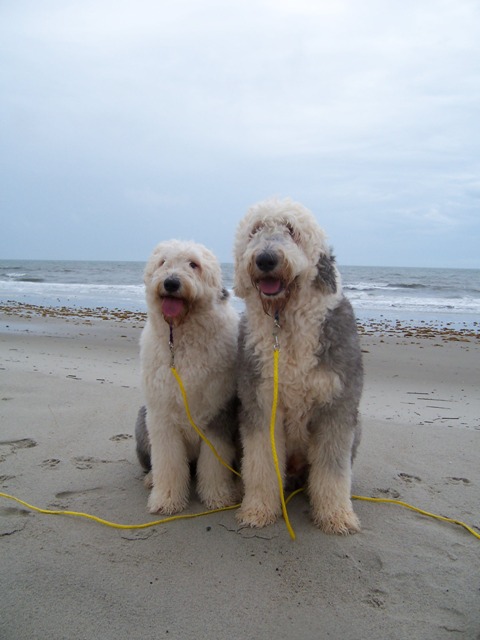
161,297,185,318
259,278,282,295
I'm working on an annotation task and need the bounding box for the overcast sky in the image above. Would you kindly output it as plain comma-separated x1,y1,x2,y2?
1,0,479,267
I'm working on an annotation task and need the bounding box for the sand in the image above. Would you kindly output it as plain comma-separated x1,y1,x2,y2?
1,304,479,640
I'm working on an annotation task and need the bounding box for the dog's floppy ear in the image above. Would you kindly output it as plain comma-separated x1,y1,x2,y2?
198,248,224,295
143,246,163,285
233,270,247,299
143,257,156,286
315,252,337,294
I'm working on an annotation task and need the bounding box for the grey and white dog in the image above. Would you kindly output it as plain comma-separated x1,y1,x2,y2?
234,198,363,534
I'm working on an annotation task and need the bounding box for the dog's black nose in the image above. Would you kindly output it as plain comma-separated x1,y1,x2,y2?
255,251,278,272
164,276,181,293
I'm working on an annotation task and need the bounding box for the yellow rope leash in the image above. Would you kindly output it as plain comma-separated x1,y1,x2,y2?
0,490,478,540
0,490,240,530
170,366,241,478
269,347,296,540
351,494,480,540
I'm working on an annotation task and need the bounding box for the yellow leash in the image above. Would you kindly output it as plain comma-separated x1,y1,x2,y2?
269,347,296,540
170,366,241,478
268,312,295,538
351,494,480,540
0,490,478,540
0,491,239,529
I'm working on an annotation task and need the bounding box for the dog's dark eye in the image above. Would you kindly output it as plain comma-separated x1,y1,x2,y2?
285,223,296,238
249,223,264,238
159,259,165,267
189,261,199,269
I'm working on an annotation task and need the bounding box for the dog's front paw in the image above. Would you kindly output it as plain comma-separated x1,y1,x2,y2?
236,500,280,528
202,489,240,511
312,505,360,535
147,489,187,516
198,481,241,511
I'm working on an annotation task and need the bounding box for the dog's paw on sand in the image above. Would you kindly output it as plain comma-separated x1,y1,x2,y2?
147,490,188,515
312,507,361,535
236,503,280,528
200,490,239,511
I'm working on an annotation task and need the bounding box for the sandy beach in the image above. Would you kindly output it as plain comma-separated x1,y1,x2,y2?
1,304,479,640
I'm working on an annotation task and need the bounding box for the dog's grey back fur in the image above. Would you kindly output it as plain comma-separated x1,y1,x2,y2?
317,298,363,400
313,296,363,459
135,405,151,471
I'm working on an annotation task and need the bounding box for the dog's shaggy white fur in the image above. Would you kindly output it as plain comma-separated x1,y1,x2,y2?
139,240,239,515
234,198,363,534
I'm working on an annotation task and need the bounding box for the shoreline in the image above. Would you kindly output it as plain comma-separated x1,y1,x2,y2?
1,300,479,341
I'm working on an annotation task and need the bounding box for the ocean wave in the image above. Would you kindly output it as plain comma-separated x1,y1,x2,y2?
348,294,480,314
386,282,428,290
344,282,429,292
0,281,146,311
17,276,45,283
2,272,45,283
343,282,389,291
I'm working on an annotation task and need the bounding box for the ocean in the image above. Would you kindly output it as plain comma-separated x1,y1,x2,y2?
1,259,479,329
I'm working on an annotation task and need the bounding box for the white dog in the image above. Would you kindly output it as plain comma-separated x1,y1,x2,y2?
234,198,363,534
137,240,239,514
